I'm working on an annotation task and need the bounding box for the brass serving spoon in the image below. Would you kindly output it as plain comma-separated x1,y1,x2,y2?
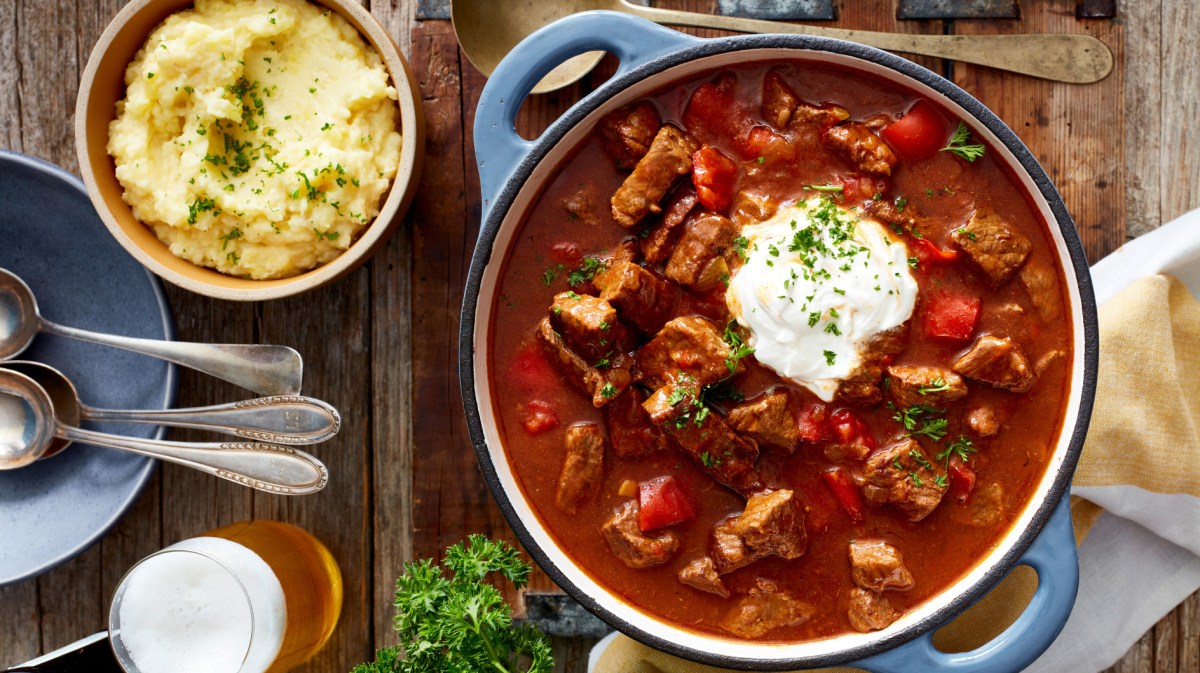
452,0,1113,93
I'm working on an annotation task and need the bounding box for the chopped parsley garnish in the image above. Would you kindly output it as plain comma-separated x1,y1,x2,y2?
600,383,619,399
802,183,844,194
733,236,750,262
823,350,837,366
911,417,949,442
567,256,607,286
824,322,842,336
187,196,216,225
218,227,242,250
542,263,565,286
917,378,951,395
941,121,987,162
956,227,978,241
894,196,908,212
808,311,822,328
722,321,755,374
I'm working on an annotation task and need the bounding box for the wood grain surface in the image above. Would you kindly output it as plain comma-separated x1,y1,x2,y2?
0,1,1195,672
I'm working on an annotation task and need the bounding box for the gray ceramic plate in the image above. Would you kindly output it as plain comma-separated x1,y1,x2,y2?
0,150,176,585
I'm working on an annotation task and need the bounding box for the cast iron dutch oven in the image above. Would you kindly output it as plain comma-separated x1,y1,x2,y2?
459,11,1098,672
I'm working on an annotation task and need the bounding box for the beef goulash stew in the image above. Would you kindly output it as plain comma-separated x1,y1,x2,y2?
488,62,1071,642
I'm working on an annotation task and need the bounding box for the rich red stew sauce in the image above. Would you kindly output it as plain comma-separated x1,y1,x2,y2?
487,61,1071,642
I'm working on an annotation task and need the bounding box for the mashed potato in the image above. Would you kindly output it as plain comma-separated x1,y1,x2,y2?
108,0,402,279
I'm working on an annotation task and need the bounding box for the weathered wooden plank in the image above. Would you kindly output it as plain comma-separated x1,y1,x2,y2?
1153,608,1179,673
1181,590,1200,673
1107,627,1155,673
0,1,23,154
1158,1,1200,224
0,582,39,664
1119,0,1161,239
952,4,1126,263
362,0,419,654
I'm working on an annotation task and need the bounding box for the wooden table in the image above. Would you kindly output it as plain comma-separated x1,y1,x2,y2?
0,1,1196,671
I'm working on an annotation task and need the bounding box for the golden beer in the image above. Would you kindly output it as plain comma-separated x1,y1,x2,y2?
109,520,342,673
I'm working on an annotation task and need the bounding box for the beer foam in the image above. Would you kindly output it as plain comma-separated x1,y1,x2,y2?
112,537,285,673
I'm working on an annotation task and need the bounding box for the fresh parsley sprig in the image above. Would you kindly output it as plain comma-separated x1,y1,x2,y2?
351,536,553,673
941,121,986,162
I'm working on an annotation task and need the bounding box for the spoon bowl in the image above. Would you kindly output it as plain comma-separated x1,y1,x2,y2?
452,0,1113,93
0,271,40,360
0,370,58,468
0,362,78,458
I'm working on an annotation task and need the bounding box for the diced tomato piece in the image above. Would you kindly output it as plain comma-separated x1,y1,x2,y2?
637,476,696,531
839,176,889,204
948,455,977,504
510,344,555,390
692,146,738,213
549,241,582,266
879,100,949,162
910,238,960,268
683,75,753,144
830,408,876,452
739,125,795,163
923,289,982,342
797,402,830,443
821,468,864,522
519,400,558,435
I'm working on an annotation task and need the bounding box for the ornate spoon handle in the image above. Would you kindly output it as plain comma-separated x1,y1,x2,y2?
81,395,340,445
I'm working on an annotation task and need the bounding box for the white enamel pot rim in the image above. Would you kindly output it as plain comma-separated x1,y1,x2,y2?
460,12,1098,672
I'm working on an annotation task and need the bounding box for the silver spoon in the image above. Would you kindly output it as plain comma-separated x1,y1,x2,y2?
0,369,327,495
0,268,302,396
1,361,340,450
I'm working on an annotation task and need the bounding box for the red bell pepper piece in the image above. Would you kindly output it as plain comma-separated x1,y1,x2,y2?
830,408,876,452
638,476,696,532
821,468,864,522
910,237,960,267
948,455,977,504
797,402,831,443
692,146,738,213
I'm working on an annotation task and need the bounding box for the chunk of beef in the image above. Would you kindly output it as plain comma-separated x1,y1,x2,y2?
762,70,800,129
790,102,850,129
886,365,968,409
605,387,670,459
848,588,897,633
720,579,814,638
862,437,948,522
836,324,909,407
968,406,1001,437
849,540,914,592
549,292,624,361
824,122,898,176
599,101,662,170
555,423,605,514
1019,261,1062,322
640,188,698,264
951,210,1032,286
727,391,800,452
730,190,780,226
644,386,761,494
600,500,679,569
953,335,1034,392
1035,349,1064,375
592,260,677,336
678,557,729,598
710,489,807,573
863,196,923,232
665,211,740,290
537,318,630,407
966,481,1004,527
635,316,739,390
611,125,699,228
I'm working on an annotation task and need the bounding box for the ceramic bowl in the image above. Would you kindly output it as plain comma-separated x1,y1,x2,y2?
460,11,1099,672
75,0,424,301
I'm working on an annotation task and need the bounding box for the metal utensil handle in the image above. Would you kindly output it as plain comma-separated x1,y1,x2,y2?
38,319,303,396
83,395,341,445
622,2,1113,84
58,425,328,495
474,11,698,216
854,495,1079,673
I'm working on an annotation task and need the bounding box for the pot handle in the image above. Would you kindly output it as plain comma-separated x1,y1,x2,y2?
473,11,698,220
854,494,1079,673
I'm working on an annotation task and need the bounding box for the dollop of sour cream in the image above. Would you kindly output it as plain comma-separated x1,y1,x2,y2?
726,197,918,401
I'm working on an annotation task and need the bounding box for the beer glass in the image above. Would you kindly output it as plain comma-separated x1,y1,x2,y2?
108,521,342,673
